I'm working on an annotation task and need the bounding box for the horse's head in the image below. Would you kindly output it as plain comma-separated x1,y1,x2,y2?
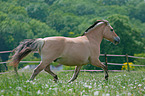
102,20,120,45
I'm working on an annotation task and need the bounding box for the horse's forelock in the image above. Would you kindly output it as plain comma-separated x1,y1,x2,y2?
102,20,110,26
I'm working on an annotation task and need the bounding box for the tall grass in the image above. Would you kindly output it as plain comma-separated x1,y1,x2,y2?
0,71,145,96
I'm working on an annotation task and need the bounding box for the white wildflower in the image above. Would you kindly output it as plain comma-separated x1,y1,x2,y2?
106,93,110,96
23,85,26,87
68,88,73,92
32,82,35,85
53,88,58,92
45,84,48,88
94,91,99,95
1,90,4,92
88,86,92,89
37,90,41,95
128,92,132,96
26,80,32,83
138,84,142,87
129,84,133,86
83,84,92,89
16,87,22,91
102,93,105,96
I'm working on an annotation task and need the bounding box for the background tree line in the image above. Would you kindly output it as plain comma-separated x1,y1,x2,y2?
0,0,145,71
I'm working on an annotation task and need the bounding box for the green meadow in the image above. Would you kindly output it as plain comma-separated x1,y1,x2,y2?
0,71,145,96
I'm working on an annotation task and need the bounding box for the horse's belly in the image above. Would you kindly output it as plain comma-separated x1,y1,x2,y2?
56,56,89,66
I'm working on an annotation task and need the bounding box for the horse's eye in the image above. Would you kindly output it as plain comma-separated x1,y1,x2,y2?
110,29,113,32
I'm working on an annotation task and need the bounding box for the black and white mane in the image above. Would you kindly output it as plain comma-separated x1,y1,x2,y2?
82,20,109,36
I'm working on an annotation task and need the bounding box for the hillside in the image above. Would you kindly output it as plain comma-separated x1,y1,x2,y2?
0,0,145,71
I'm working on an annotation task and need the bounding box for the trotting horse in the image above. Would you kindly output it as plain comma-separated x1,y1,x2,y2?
10,20,120,83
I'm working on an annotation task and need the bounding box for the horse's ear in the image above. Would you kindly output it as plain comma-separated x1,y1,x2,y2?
106,22,110,26
98,20,110,26
102,20,110,26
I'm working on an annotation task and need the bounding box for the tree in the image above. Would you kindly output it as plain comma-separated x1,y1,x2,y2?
134,53,145,66
26,3,49,22
46,12,83,36
28,19,60,38
44,0,56,5
99,0,129,6
132,2,145,22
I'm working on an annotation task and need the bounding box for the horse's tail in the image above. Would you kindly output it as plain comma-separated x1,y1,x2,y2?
9,38,44,68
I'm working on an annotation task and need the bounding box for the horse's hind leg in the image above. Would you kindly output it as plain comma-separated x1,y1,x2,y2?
14,67,19,75
44,65,58,82
91,59,108,80
68,66,82,83
29,61,47,81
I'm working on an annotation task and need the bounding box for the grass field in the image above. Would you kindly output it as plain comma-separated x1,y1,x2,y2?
0,70,145,96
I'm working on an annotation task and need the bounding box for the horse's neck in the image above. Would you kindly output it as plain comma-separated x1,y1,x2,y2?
85,26,104,45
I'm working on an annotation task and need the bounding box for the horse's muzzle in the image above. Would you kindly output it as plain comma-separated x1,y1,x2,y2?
114,36,120,45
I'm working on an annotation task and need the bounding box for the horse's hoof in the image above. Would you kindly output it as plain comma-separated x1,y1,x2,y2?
105,77,108,81
105,76,108,80
67,81,71,83
67,80,73,83
105,75,109,80
53,79,58,83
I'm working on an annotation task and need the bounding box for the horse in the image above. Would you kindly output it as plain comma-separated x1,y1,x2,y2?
10,20,120,83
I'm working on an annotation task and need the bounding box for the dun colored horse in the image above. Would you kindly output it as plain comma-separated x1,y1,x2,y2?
10,20,120,83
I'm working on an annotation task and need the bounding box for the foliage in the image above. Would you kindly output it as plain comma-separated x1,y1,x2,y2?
63,66,75,70
0,71,145,95
0,0,145,71
50,62,60,67
130,1,145,22
22,53,40,61
26,3,49,22
0,57,5,72
134,53,145,66
28,19,60,38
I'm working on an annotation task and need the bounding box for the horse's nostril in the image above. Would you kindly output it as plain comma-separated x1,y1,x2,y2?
114,36,120,45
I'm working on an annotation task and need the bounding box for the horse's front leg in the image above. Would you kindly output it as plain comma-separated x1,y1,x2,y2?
68,66,82,83
91,58,109,80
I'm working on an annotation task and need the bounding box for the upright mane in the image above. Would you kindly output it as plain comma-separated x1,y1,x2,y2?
82,20,109,36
